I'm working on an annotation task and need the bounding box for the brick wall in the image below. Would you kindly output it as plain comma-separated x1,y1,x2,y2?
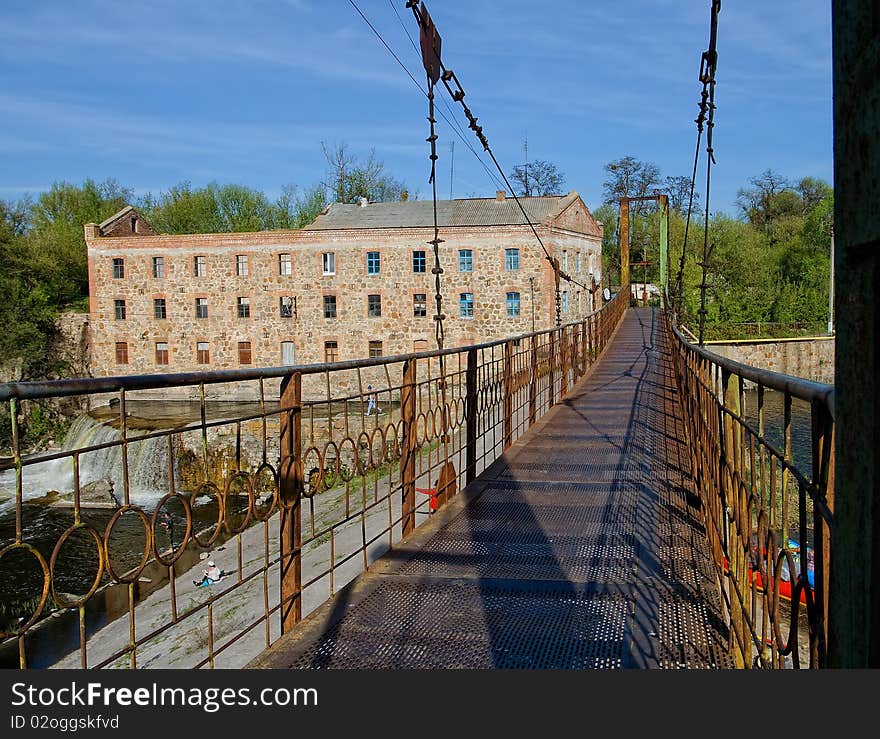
85,220,601,400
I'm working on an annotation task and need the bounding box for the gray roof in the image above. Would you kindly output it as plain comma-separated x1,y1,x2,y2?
304,192,581,231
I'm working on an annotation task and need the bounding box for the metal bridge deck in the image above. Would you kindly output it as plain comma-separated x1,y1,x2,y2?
251,308,732,669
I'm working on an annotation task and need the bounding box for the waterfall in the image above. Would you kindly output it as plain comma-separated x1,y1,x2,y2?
0,412,170,510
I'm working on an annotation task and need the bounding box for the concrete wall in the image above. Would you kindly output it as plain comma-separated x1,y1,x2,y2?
705,336,834,384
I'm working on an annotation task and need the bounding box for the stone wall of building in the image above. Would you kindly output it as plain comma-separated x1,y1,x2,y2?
705,336,835,385
85,220,601,401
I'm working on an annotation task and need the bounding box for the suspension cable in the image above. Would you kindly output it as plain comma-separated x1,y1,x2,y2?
347,0,506,193
676,1,721,324
405,1,600,326
696,1,721,347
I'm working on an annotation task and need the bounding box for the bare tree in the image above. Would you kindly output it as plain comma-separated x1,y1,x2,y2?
663,175,700,215
321,141,406,204
509,160,565,196
602,156,661,213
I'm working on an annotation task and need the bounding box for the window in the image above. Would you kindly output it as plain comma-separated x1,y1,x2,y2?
152,256,164,278
506,291,521,318
368,294,382,317
413,293,427,317
576,251,581,273
412,250,426,273
281,341,295,365
237,297,250,318
366,251,380,275
562,290,569,313
195,298,208,319
130,216,137,233
112,258,124,279
588,253,594,275
562,250,568,272
155,342,169,366
115,342,128,365
459,292,474,319
322,252,335,275
505,248,520,271
280,296,295,318
323,295,337,318
114,299,126,320
193,255,206,277
324,341,339,363
153,298,167,320
413,339,428,352
197,342,210,364
368,340,383,358
458,249,473,272
278,253,292,276
235,254,248,276
238,341,252,365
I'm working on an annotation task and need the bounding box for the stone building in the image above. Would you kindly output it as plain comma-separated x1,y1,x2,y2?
84,190,603,398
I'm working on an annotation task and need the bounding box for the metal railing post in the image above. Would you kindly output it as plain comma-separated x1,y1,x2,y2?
401,357,417,537
528,335,537,427
279,370,303,632
466,348,478,484
548,329,557,407
503,340,513,449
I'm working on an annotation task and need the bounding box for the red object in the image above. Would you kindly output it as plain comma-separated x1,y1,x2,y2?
416,487,438,512
722,556,806,605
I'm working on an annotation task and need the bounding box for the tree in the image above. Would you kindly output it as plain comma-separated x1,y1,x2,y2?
139,182,225,234
663,175,700,215
509,160,565,196
273,185,328,229
795,177,833,215
602,156,661,210
28,179,132,304
321,142,406,204
735,169,799,234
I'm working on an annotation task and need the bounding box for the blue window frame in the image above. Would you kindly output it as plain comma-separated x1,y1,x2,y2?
459,292,474,319
506,291,521,318
505,248,520,271
458,249,473,272
412,250,426,273
366,251,381,275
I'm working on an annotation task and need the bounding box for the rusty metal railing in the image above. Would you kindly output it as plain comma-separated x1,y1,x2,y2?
668,314,835,668
0,290,626,669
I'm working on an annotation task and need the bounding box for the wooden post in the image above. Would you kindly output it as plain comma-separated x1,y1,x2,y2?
401,358,417,537
279,371,302,632
465,348,478,485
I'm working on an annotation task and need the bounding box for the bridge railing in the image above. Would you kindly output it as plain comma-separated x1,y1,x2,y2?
668,315,835,668
0,290,627,669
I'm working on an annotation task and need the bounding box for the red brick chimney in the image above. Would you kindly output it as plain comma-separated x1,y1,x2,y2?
495,190,506,201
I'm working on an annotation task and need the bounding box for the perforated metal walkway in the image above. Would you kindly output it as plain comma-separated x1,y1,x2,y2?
251,308,732,669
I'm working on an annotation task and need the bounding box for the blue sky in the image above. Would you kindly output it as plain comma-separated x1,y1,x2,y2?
0,0,833,217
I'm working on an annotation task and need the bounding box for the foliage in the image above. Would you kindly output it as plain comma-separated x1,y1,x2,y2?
598,158,833,336
509,160,565,196
320,142,407,204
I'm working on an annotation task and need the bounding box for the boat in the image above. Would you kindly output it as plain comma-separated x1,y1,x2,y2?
723,538,815,605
